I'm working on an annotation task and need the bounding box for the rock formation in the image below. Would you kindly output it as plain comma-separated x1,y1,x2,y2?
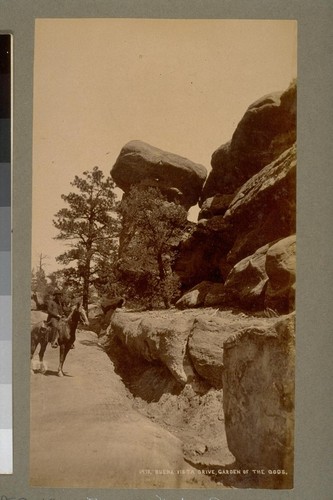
201,81,296,202
101,82,297,481
222,144,296,266
222,313,295,472
264,235,296,312
108,309,279,389
175,81,296,300
175,234,295,314
106,308,294,478
111,140,207,209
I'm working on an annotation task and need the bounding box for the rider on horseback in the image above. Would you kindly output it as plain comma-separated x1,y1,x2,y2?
47,289,64,348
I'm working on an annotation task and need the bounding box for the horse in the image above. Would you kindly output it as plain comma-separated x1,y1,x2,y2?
31,302,89,376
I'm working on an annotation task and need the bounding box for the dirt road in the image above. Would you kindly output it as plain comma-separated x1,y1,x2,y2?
30,329,209,489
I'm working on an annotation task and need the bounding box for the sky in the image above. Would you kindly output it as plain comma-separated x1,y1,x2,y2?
32,18,297,274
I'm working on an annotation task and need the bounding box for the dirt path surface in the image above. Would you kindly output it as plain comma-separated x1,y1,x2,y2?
30,329,212,489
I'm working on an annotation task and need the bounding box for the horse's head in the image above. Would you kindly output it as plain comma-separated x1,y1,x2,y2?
40,321,49,334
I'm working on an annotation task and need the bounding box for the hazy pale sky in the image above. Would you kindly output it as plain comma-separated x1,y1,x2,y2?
32,18,297,273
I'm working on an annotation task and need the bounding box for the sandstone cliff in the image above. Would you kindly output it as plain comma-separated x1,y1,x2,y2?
104,82,296,485
102,307,294,487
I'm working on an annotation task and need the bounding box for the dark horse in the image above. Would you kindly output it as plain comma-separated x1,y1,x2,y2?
31,302,89,376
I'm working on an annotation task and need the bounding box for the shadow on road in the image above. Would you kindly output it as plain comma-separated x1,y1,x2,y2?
79,339,104,350
43,370,74,377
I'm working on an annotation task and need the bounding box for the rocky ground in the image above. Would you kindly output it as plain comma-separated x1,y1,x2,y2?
31,306,294,490
101,306,294,489
30,327,221,489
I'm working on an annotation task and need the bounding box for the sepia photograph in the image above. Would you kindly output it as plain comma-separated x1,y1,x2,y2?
30,18,297,490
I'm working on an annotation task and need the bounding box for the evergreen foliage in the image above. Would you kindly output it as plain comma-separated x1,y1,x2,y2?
118,186,188,308
53,166,120,309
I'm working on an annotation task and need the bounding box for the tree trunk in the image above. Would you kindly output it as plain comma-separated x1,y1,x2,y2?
82,257,91,312
157,251,170,309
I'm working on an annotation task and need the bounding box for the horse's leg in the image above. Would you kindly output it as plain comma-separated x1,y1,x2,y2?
38,340,48,374
58,344,65,376
31,334,37,373
70,325,76,349
58,343,71,376
31,328,41,373
31,334,37,359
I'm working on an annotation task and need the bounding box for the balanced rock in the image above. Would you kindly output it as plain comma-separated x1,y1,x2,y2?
202,81,296,201
111,140,207,209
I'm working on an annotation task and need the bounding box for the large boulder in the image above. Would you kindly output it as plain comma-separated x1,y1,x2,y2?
88,298,125,335
188,317,228,389
111,140,207,209
176,235,296,314
198,194,234,219
111,311,194,384
223,243,271,310
264,235,296,313
175,281,224,309
202,81,296,201
222,313,295,471
196,144,296,263
188,314,278,390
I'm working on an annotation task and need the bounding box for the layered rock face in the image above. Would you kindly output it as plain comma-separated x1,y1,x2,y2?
222,144,296,266
222,313,295,472
107,308,294,478
175,82,296,305
111,140,207,209
109,309,278,389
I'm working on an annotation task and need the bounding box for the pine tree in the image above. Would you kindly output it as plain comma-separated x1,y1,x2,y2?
53,166,120,309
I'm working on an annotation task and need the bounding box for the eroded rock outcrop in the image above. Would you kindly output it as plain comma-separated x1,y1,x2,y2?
106,307,295,482
264,235,296,312
109,309,278,388
222,144,296,266
111,140,207,209
101,82,296,484
202,81,296,202
222,313,295,471
176,143,296,289
222,243,271,310
175,82,296,293
111,311,194,384
176,235,295,314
